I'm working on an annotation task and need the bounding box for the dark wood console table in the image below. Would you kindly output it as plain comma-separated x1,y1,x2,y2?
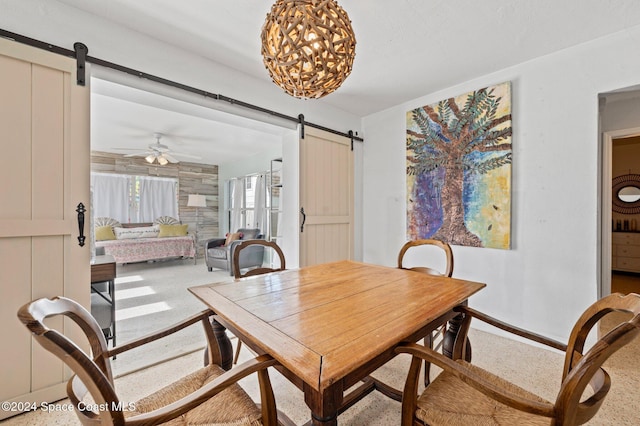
90,255,116,347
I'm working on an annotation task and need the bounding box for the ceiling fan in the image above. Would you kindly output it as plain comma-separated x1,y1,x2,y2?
114,133,201,165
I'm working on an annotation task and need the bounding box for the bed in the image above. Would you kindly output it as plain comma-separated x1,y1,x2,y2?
94,217,196,265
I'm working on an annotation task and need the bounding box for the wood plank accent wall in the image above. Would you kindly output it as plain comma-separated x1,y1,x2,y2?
90,151,219,258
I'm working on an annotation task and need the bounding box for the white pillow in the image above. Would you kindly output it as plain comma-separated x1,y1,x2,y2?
114,226,160,239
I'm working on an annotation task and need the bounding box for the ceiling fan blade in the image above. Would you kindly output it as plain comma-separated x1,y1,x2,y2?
170,152,202,159
150,144,170,153
162,132,213,143
163,153,179,163
109,132,202,164
124,151,151,157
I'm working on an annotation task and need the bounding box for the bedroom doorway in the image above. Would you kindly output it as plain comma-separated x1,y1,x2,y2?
88,72,296,373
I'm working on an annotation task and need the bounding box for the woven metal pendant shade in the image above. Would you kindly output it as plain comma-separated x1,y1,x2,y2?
261,0,356,99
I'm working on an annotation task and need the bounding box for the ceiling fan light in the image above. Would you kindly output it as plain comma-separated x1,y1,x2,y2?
261,0,356,99
157,155,169,166
145,154,156,164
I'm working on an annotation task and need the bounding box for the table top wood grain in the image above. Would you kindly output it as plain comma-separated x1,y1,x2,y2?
189,260,485,392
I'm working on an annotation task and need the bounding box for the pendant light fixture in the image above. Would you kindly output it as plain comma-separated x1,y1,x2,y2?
261,0,356,99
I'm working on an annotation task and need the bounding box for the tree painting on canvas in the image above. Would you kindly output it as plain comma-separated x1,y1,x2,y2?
406,81,512,249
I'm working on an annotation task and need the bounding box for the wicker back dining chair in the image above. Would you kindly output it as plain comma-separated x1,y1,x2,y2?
396,292,640,426
398,239,454,385
232,239,286,364
17,296,288,426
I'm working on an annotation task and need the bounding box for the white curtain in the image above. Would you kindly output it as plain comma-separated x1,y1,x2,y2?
253,174,267,234
91,173,130,223
138,177,178,222
229,178,244,232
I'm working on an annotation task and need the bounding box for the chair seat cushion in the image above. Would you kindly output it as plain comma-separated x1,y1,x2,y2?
416,360,552,426
208,246,230,260
128,364,262,425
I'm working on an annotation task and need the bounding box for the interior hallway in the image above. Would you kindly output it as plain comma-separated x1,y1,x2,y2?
611,271,640,294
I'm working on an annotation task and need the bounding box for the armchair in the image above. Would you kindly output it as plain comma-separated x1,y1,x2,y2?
17,296,290,426
398,239,455,386
205,228,265,274
395,292,640,426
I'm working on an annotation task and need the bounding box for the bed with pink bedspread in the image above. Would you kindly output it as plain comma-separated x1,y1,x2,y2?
94,217,196,265
96,235,196,264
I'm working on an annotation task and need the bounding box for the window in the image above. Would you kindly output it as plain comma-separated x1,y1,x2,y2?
91,173,178,223
227,174,266,232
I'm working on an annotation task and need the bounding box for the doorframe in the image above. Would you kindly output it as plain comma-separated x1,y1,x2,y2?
601,126,640,298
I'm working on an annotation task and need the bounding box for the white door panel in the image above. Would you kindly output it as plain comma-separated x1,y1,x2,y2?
299,127,354,266
0,38,90,417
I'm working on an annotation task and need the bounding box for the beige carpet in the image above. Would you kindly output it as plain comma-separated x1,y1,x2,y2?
3,262,639,425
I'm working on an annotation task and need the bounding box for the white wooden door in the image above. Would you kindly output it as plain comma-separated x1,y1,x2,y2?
0,38,90,418
299,127,354,266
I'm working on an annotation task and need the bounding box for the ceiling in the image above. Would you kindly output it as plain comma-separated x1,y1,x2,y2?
91,78,289,165
64,0,640,164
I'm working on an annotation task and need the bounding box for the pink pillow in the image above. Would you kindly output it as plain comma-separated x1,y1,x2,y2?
224,232,243,246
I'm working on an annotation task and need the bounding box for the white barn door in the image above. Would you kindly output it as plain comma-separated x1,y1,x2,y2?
0,38,90,418
299,127,354,266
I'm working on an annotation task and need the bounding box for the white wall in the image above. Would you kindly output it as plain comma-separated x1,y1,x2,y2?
281,131,301,268
602,95,640,133
362,25,640,342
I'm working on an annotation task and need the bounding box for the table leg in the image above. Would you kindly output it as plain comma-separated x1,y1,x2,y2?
304,383,341,426
109,279,116,349
310,415,337,426
442,313,472,361
205,319,233,370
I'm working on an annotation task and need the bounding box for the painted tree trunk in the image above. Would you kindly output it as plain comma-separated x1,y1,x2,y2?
433,161,483,247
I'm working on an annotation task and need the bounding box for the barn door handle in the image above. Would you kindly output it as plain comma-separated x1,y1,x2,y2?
300,207,306,233
76,202,86,247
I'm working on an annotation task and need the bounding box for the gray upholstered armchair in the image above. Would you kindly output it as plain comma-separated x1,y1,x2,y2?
204,228,265,274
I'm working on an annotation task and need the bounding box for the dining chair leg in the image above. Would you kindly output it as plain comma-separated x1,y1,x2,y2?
424,333,433,387
234,340,242,364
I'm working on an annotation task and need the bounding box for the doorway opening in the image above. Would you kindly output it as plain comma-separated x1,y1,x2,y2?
88,72,297,375
599,86,640,300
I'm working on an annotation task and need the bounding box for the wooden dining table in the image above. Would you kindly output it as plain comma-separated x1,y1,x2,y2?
189,260,485,426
